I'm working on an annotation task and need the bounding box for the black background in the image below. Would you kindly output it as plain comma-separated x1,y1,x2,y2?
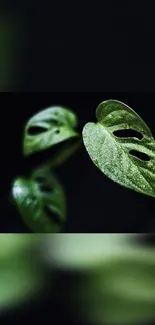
1,92,155,233
1,1,154,92
21,1,154,92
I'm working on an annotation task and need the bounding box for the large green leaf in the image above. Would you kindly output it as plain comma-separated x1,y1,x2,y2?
23,106,79,156
12,168,66,233
83,99,155,197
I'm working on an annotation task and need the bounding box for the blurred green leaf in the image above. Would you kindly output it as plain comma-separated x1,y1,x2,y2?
47,234,155,325
83,100,155,198
45,234,145,270
0,235,45,310
23,106,79,156
12,168,66,233
0,259,41,309
82,258,155,325
0,234,36,260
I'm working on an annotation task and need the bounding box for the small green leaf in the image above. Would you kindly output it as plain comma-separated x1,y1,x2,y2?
83,99,155,197
12,168,66,233
23,106,79,156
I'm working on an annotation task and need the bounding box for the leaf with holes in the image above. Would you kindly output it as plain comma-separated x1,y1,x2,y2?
12,168,66,233
82,99,155,198
23,106,79,156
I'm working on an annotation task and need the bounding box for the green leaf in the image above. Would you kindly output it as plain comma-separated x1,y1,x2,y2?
46,234,155,270
83,99,155,198
12,168,66,233
48,234,155,325
0,259,42,309
0,234,36,260
23,106,79,156
81,257,155,325
0,235,45,310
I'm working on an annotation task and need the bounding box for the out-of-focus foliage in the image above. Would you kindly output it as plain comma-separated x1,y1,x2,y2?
23,106,79,156
44,234,155,325
12,106,80,233
12,168,66,233
0,235,46,310
1,234,155,325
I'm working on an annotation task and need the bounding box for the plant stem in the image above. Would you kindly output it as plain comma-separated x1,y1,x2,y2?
32,138,83,175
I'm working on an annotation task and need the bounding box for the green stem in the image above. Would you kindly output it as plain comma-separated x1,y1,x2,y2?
31,137,83,175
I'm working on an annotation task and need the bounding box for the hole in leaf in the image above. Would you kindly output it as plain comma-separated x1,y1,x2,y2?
55,129,60,134
39,183,53,193
35,176,45,182
27,195,37,206
49,119,63,126
35,176,46,185
129,150,150,161
28,126,47,135
44,206,62,225
113,129,143,140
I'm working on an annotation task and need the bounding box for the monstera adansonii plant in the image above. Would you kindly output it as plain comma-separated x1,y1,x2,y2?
12,106,80,233
12,100,155,232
